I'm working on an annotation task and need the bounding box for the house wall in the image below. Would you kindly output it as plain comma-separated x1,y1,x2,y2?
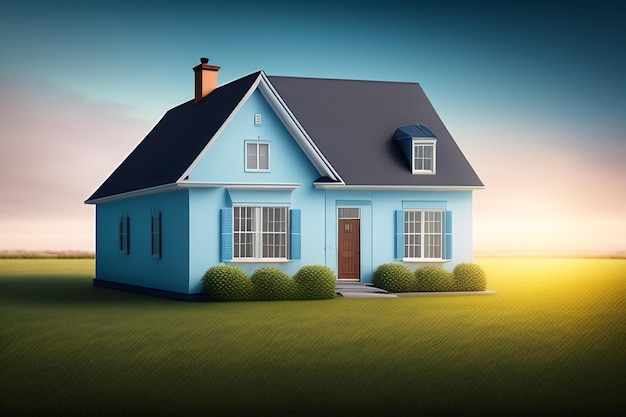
323,189,474,284
95,190,190,294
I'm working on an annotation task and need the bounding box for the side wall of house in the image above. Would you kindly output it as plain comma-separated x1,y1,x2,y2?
95,189,190,294
323,189,474,284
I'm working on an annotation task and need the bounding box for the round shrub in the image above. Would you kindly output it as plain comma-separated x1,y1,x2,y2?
293,265,337,300
415,266,454,292
202,265,253,301
372,263,417,293
250,267,296,301
453,263,487,291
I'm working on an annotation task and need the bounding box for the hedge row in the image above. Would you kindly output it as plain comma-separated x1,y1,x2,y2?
202,265,336,301
373,263,487,293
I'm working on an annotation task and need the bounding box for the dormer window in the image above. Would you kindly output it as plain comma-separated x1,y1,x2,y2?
393,125,437,175
412,139,436,174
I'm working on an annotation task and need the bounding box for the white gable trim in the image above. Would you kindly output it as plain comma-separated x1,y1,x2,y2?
176,72,342,186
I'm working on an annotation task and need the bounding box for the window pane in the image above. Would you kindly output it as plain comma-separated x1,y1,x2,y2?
246,143,257,170
259,144,269,170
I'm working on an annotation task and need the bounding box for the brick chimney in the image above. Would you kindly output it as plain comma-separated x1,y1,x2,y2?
193,57,220,103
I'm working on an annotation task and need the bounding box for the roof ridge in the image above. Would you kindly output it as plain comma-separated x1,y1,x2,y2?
268,75,421,85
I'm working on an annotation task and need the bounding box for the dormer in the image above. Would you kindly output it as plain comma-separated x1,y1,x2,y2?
393,125,437,175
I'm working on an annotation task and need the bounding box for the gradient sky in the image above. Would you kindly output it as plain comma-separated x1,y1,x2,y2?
1,0,624,254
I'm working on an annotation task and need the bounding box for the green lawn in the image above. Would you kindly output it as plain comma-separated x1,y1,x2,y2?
1,258,624,416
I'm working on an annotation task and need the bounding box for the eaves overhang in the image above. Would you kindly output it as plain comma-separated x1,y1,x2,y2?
313,183,484,191
177,181,301,190
84,183,179,205
84,181,303,204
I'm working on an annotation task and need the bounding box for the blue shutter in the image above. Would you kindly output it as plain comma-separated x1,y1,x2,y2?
220,208,233,261
289,209,301,260
119,215,130,255
119,215,124,254
151,210,162,259
444,210,453,260
395,210,404,259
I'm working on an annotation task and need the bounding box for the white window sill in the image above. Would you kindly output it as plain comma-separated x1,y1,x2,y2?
232,258,290,263
411,170,436,175
402,258,450,263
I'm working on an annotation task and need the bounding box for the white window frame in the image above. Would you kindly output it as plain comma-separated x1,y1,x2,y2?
412,139,436,174
245,141,270,172
404,210,443,261
233,206,288,261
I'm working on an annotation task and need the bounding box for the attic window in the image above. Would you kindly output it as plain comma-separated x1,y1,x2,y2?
412,140,436,174
245,141,270,172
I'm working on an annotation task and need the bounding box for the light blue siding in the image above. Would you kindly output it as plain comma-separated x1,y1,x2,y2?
95,190,190,294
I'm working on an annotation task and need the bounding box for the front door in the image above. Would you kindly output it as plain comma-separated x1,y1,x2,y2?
338,218,360,280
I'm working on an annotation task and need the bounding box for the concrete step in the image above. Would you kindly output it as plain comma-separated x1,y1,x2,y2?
335,282,397,298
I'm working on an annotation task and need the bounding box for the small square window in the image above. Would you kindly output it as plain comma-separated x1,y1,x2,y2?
245,141,270,172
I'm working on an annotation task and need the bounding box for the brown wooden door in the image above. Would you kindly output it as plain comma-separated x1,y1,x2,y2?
338,219,360,280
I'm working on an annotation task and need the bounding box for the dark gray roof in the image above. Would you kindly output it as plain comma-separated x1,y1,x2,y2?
87,71,482,202
268,76,483,187
87,72,261,202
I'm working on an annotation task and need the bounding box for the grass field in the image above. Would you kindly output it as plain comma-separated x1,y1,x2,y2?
1,258,624,416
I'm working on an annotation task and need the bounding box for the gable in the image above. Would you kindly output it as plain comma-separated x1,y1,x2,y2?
268,76,483,188
184,89,321,185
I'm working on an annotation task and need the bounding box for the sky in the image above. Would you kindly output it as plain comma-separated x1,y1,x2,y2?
0,0,624,255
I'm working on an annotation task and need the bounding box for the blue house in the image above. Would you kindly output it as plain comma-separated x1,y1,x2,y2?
85,58,483,300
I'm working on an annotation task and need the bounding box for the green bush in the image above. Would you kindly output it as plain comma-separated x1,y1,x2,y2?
453,263,487,291
250,267,296,301
293,265,337,300
415,266,454,292
202,265,254,301
372,263,417,293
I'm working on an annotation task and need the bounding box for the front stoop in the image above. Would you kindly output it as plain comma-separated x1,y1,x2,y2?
335,282,397,298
